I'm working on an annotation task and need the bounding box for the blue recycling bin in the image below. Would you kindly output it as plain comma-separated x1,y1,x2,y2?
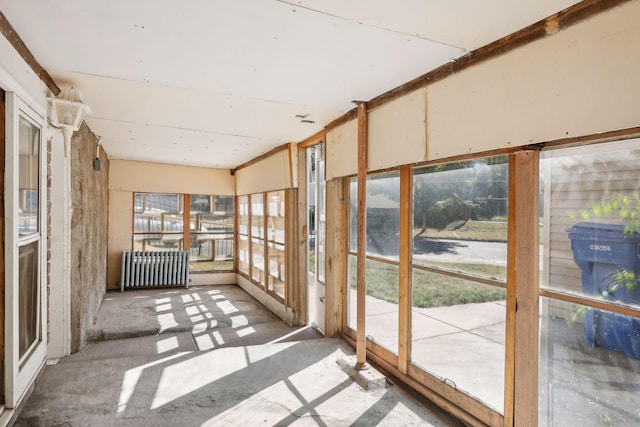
566,222,640,359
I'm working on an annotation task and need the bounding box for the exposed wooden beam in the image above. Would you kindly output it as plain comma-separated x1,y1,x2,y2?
0,11,60,95
355,101,368,369
326,0,632,132
297,130,326,149
232,143,290,173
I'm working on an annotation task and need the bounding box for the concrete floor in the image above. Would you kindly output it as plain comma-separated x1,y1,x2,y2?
15,285,463,426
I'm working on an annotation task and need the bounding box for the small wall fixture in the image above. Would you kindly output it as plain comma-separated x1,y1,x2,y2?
47,87,92,157
93,136,102,171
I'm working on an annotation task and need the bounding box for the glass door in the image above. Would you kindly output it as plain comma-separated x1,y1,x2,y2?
306,143,325,332
5,93,47,408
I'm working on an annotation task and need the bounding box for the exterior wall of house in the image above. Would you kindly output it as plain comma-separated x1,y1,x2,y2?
69,123,109,352
106,159,235,289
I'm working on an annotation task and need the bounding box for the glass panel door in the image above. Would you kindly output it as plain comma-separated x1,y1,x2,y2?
307,143,325,332
5,93,47,408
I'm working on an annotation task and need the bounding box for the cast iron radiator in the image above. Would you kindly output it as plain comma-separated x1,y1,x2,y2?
120,250,190,292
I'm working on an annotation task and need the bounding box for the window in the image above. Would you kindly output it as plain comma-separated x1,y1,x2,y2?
267,190,286,299
190,195,234,272
347,173,401,354
238,195,250,275
346,156,508,414
237,191,288,302
539,141,640,425
17,115,41,358
410,157,508,413
133,193,234,272
5,93,48,408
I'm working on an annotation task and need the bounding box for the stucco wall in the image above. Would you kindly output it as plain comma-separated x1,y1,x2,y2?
70,122,109,352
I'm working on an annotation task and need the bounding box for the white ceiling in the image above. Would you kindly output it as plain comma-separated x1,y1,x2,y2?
0,0,581,169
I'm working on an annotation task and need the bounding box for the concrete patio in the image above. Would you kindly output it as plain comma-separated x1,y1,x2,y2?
14,285,463,426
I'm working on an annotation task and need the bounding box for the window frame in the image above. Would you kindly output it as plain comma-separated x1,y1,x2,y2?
236,190,287,304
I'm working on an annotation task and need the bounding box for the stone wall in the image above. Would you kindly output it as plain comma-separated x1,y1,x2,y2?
70,123,109,352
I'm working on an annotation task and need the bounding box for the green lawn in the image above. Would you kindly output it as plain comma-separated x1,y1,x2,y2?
349,257,506,308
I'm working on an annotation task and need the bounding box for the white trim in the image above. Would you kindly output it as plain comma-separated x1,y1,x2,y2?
4,92,48,408
0,68,46,118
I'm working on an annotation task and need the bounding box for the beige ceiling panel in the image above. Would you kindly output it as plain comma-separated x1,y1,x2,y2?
368,88,427,171
235,148,292,195
326,119,357,180
427,1,640,160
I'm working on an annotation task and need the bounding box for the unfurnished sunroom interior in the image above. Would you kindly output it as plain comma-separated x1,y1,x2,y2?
0,0,639,426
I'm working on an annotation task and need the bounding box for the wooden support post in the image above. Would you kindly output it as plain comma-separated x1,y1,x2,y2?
355,101,368,369
505,151,540,426
398,165,411,373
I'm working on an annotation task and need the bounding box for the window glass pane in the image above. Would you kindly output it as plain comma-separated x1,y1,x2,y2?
238,195,249,235
190,195,235,271
349,178,357,252
539,297,640,426
19,240,39,357
190,194,211,213
134,193,143,213
251,194,264,239
134,233,182,251
541,144,640,310
238,235,249,274
367,172,400,260
411,268,505,412
134,193,181,233
267,191,286,299
267,191,285,244
317,148,326,282
412,157,508,282
18,117,40,237
145,193,181,212
267,242,285,299
365,259,399,354
251,238,265,285
347,254,357,330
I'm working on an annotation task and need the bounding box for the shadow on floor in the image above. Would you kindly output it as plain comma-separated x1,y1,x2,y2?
15,284,462,427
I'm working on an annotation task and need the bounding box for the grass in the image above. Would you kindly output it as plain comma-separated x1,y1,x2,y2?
349,257,506,308
415,219,508,242
190,259,234,272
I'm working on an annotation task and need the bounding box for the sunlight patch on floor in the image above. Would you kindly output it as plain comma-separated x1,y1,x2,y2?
150,343,297,409
156,336,180,354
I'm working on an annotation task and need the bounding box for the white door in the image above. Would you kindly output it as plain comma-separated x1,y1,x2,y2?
306,144,325,333
5,93,47,408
